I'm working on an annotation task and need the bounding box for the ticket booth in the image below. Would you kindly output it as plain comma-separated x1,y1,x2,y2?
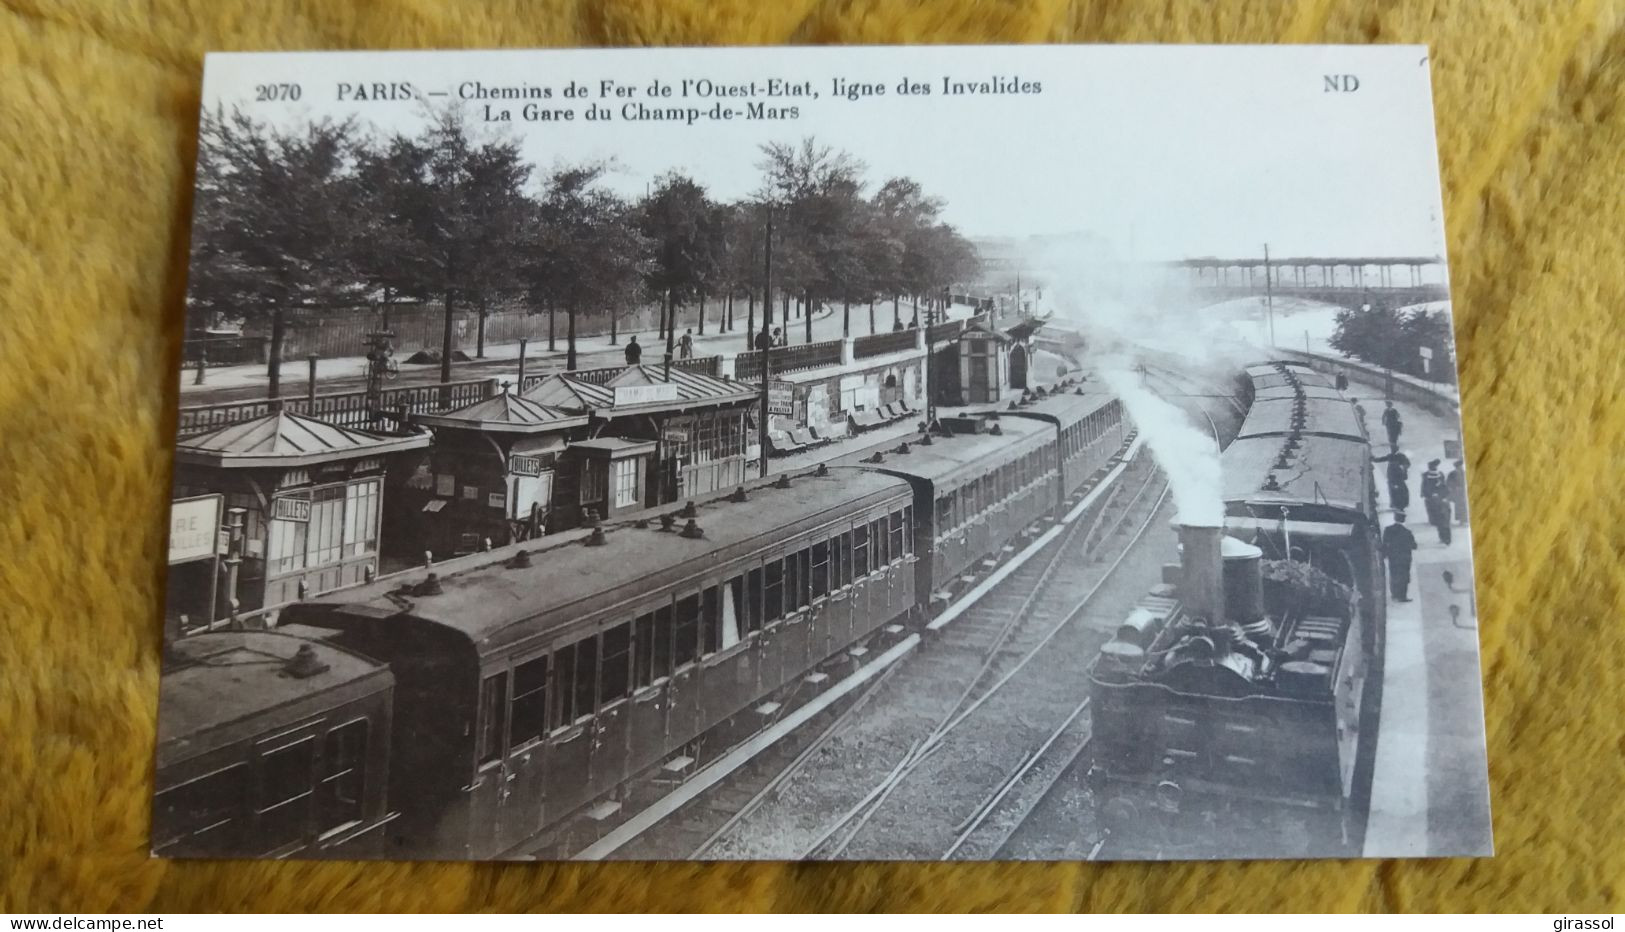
405,390,589,557
171,406,430,615
954,321,1013,404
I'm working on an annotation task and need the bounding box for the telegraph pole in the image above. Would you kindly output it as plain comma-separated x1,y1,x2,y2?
758,206,774,478
1264,242,1277,346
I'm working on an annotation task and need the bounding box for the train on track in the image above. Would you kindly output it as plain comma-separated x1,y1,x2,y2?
153,381,1131,860
1088,360,1384,859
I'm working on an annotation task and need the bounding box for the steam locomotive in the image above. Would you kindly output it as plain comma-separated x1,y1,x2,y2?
153,383,1130,860
1088,361,1382,859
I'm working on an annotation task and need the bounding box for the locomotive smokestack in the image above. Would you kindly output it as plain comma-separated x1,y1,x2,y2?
1177,523,1226,628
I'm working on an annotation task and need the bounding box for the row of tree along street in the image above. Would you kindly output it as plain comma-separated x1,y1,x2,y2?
189,105,981,397
1328,300,1457,385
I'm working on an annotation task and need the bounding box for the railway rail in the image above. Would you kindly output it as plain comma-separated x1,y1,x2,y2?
799,455,1166,859
607,366,1241,861
988,369,1242,861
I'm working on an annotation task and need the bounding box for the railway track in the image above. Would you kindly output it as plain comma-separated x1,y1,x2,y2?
796,452,1166,859
611,369,1243,861
984,371,1243,861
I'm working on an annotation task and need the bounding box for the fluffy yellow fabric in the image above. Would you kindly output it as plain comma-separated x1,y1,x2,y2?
3,0,1622,913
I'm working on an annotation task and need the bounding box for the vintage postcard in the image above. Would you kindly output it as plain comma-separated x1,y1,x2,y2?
155,44,1490,861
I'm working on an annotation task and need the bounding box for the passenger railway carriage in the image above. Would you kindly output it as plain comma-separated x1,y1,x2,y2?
993,386,1128,502
281,468,918,858
1088,361,1383,859
158,374,1134,859
153,631,396,858
866,415,1055,605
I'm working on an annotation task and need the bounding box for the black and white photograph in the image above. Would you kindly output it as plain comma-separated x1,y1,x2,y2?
155,44,1491,863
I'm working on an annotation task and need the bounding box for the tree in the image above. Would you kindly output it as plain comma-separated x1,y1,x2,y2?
870,178,940,327
359,107,530,388
755,138,867,343
638,173,724,364
188,108,363,398
528,165,648,371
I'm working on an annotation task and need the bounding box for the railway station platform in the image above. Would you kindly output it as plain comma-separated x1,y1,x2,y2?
1357,389,1494,857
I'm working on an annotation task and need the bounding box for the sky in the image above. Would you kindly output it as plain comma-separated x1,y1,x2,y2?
202,45,1450,263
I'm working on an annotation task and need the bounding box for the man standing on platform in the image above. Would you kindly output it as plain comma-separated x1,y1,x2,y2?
1382,511,1418,602
625,334,642,365
1381,401,1403,447
679,328,694,359
1420,459,1452,545
1373,447,1412,512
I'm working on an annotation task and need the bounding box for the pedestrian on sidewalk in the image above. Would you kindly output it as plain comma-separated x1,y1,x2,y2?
679,328,694,359
1447,459,1469,526
1382,511,1418,602
1420,458,1452,545
624,335,642,365
1373,447,1411,512
1381,401,1403,447
772,327,785,347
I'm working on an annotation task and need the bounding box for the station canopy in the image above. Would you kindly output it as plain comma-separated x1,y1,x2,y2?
176,408,429,469
521,364,757,416
412,391,589,435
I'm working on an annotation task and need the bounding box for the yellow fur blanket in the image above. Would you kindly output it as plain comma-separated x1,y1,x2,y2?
4,0,1622,913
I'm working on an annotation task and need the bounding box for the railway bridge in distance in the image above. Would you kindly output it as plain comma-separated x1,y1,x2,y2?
1166,255,1449,309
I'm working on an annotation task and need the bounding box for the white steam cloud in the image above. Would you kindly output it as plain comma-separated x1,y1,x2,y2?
1007,237,1239,527
1100,366,1224,527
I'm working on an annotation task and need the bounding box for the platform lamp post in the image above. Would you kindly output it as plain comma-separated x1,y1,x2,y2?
222,507,246,630
757,205,775,479
1263,242,1277,347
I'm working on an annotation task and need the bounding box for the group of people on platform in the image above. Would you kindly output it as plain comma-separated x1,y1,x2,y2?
1369,399,1470,603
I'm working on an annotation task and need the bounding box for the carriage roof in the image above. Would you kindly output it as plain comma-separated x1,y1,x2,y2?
995,388,1119,428
1221,433,1371,516
156,631,392,769
305,467,912,652
1238,397,1366,442
866,416,1050,494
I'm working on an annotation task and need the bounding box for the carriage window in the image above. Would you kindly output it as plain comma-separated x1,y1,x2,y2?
935,495,952,529
890,510,905,559
633,607,673,689
571,637,598,722
319,718,369,833
632,612,655,688
836,532,852,587
701,586,723,654
811,540,830,600
764,559,784,621
783,552,800,612
154,763,247,855
256,736,316,854
477,672,508,764
511,656,549,747
600,623,632,703
746,568,764,632
674,593,700,667
903,507,913,554
791,549,811,610
853,525,870,577
721,577,745,649
871,519,889,565
653,603,674,679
